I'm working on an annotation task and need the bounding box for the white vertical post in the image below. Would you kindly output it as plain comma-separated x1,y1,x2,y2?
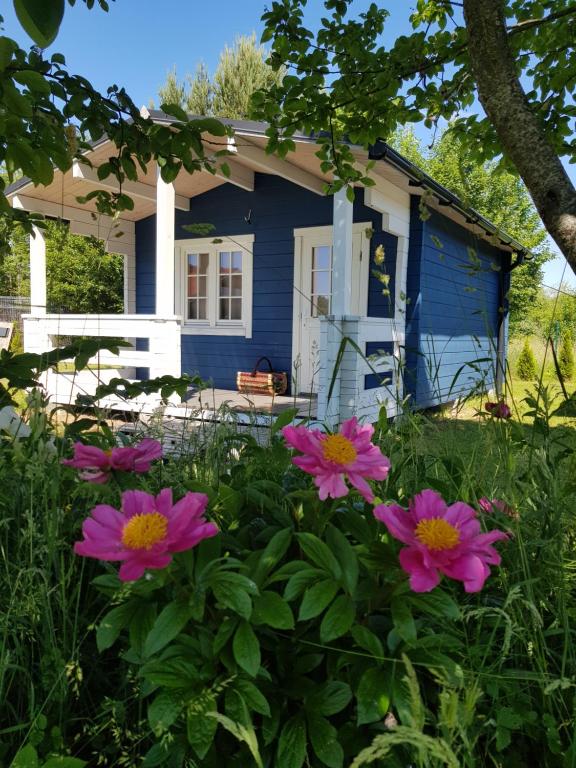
331,186,354,317
29,226,47,315
155,168,176,316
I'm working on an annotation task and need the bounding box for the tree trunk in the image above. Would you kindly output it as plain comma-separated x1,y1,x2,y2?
463,0,576,272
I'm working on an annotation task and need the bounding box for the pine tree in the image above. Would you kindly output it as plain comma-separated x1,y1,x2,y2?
516,339,538,380
156,34,283,120
558,329,575,382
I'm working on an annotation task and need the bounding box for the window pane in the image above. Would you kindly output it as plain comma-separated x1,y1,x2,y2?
188,299,197,320
312,245,331,271
312,270,330,295
198,275,207,298
198,298,207,320
219,298,230,320
231,251,242,272
187,254,198,274
219,251,230,270
231,298,242,320
219,275,230,296
199,253,209,272
231,274,242,297
313,295,330,317
188,276,197,297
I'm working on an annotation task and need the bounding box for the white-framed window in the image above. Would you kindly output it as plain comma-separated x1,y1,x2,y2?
176,235,254,337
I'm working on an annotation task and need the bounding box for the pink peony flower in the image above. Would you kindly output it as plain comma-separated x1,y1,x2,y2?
282,417,390,502
485,401,511,419
62,438,162,483
374,489,508,593
74,488,218,581
478,497,518,521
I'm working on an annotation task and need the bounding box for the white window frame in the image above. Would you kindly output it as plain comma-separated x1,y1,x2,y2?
176,235,254,337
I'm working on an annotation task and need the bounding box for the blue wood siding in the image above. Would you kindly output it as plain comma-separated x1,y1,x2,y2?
405,197,505,408
135,174,395,390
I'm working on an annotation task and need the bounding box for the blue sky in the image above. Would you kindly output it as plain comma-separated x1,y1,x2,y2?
2,0,574,288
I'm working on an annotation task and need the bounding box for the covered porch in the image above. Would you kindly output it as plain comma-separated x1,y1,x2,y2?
12,119,408,425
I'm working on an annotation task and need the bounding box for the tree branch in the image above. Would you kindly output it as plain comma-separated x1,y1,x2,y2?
508,4,576,35
463,0,576,269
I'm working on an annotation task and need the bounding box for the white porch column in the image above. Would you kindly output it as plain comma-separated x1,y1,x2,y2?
155,169,176,316
331,186,354,316
29,226,47,315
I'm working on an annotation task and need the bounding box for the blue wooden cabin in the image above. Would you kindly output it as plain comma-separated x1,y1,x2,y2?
11,116,526,424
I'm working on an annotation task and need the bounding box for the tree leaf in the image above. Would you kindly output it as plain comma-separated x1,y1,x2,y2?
351,626,385,661
356,667,391,725
307,681,352,716
233,620,261,677
96,602,136,652
13,0,65,47
298,579,338,621
276,714,307,768
319,595,355,643
143,601,192,657
252,591,294,629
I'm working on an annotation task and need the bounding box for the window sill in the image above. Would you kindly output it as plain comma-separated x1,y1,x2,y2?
181,324,248,337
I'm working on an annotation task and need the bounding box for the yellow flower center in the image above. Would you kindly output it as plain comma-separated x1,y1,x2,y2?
414,518,460,551
121,512,168,550
321,434,357,465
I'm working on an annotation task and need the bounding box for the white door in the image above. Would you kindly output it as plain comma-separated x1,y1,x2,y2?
294,229,365,394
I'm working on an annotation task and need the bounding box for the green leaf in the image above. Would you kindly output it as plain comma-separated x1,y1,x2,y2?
143,601,192,657
14,0,65,47
13,70,51,95
296,533,342,579
307,714,344,768
277,715,307,768
252,591,294,630
307,681,352,716
391,598,417,645
208,713,263,768
128,602,157,656
351,626,385,660
42,760,86,768
408,590,461,621
270,407,299,436
213,576,253,620
233,620,261,677
160,102,189,122
284,567,323,601
325,525,359,594
148,692,182,735
0,37,17,70
320,595,355,643
236,679,271,717
10,745,38,768
96,602,136,652
187,696,217,759
298,579,338,621
356,668,391,725
253,528,293,585
194,117,228,136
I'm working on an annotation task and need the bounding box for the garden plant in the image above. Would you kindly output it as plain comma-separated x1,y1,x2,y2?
1,343,576,768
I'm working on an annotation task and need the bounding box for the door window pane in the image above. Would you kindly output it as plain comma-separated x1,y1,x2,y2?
310,245,332,317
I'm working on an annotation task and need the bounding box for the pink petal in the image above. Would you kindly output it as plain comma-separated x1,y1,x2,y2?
373,504,415,545
122,490,156,519
441,554,489,593
399,547,441,592
347,472,374,502
315,472,348,500
153,488,174,518
411,489,448,521
90,504,126,531
169,521,219,552
282,425,324,457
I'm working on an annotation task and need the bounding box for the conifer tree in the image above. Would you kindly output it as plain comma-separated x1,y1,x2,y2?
516,339,538,380
558,329,575,382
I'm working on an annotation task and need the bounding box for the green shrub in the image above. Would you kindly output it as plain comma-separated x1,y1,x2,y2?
516,338,538,380
558,328,575,381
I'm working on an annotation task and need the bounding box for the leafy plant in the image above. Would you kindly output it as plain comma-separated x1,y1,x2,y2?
516,339,538,380
558,329,575,382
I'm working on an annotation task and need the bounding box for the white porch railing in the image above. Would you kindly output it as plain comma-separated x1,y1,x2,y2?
23,314,182,380
318,316,404,425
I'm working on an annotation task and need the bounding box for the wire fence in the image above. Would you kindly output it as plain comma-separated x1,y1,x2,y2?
0,295,31,343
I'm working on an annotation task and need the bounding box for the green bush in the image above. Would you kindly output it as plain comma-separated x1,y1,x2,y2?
516,338,538,380
558,329,575,381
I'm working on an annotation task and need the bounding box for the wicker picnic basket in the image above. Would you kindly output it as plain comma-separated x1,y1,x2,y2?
236,356,288,396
